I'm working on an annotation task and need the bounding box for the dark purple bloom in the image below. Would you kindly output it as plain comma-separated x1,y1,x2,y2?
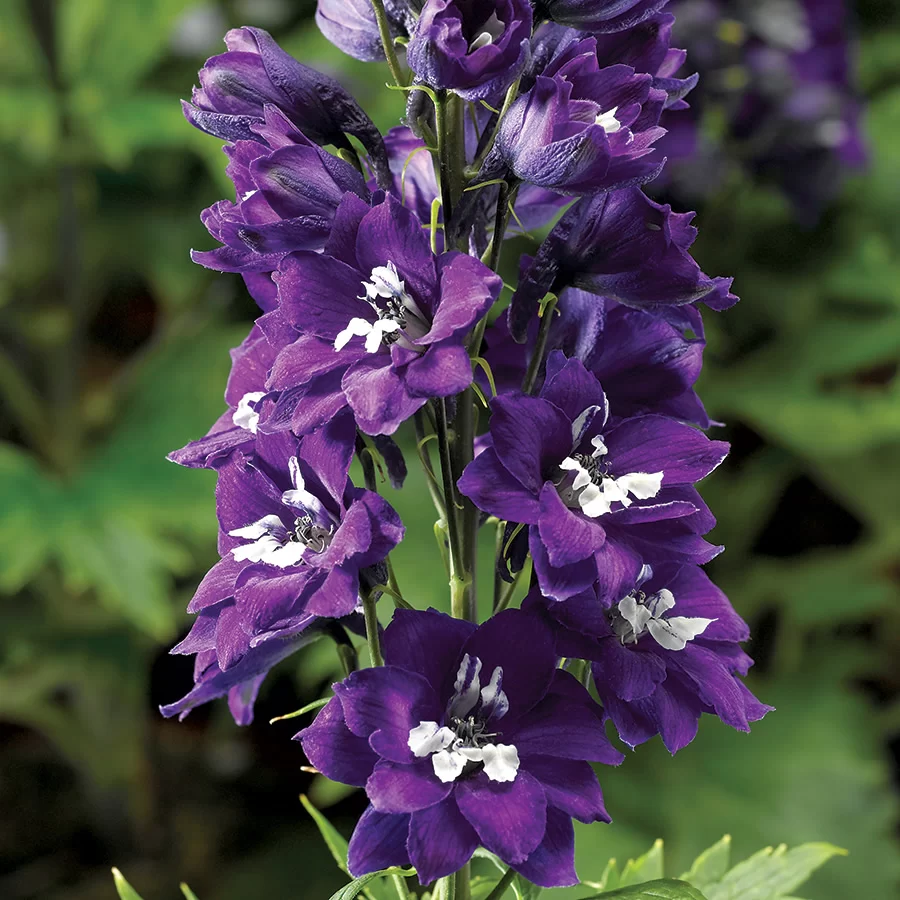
538,0,673,33
509,186,737,342
533,563,773,752
266,194,501,435
183,26,390,187
487,37,667,194
458,354,727,602
592,13,699,109
482,290,710,426
407,0,533,101
161,418,403,723
192,106,371,275
169,325,278,470
316,0,415,63
298,608,623,886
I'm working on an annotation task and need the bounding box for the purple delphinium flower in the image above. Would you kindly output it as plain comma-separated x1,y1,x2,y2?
485,37,667,195
264,194,501,436
192,106,371,276
298,608,623,886
161,417,404,723
407,0,533,101
509,186,737,342
316,0,415,63
538,0,673,33
482,289,710,426
458,353,727,602
169,325,277,469
531,563,773,752
183,26,390,187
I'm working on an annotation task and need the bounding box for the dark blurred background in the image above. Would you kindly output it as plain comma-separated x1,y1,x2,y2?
1,1,899,898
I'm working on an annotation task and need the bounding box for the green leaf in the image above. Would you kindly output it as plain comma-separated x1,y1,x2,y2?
620,841,665,887
111,868,146,900
703,844,847,900
300,795,351,876
679,837,732,891
581,878,707,899
327,869,415,900
270,697,330,724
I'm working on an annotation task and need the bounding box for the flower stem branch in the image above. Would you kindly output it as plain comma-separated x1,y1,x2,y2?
522,296,559,394
454,388,478,623
454,863,471,900
369,0,406,88
362,587,384,667
483,867,516,900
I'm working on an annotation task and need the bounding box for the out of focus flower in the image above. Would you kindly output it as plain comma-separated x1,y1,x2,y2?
538,0,673,33
299,608,622,885
509,187,736,343
316,0,416,62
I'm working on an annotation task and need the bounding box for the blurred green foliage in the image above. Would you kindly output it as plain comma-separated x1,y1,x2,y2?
0,2,898,899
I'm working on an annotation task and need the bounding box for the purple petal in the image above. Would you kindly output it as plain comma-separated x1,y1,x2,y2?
296,696,378,787
408,796,480,885
403,344,474,398
521,756,610,824
530,531,599,601
540,352,608,423
538,483,606,566
382,609,476,701
421,252,501,345
343,357,426,435
591,637,667,701
513,806,578,888
367,759,452,813
456,770,547,865
347,806,411,876
457,448,542,525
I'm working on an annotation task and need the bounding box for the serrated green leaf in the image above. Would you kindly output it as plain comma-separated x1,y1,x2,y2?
679,836,732,891
703,844,846,900
620,841,665,887
111,868,146,900
580,878,707,899
327,869,415,900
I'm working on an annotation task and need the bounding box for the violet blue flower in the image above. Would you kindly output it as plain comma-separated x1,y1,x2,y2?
192,106,371,276
316,0,415,63
482,290,710,426
161,417,403,724
485,37,667,195
265,194,501,436
407,0,533,101
509,186,737,342
169,325,277,470
298,608,623,886
533,563,773,752
538,0,673,33
183,26,390,187
458,353,728,602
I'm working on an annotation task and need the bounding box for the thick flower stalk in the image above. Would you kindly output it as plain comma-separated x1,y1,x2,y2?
161,5,773,894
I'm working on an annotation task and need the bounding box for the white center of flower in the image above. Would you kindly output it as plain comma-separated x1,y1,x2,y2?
558,433,663,518
408,653,519,784
595,106,622,134
228,457,334,568
334,261,429,354
612,578,714,651
468,12,505,52
232,391,265,433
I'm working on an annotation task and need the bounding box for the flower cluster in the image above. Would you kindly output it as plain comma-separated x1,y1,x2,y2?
656,0,866,218
163,3,772,891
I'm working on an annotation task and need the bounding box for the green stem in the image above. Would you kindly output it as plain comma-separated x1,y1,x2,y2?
435,91,466,246
521,297,559,395
454,863,471,900
484,867,516,900
469,77,521,176
390,872,411,900
362,588,384,667
455,388,477,623
414,410,448,520
369,0,406,87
